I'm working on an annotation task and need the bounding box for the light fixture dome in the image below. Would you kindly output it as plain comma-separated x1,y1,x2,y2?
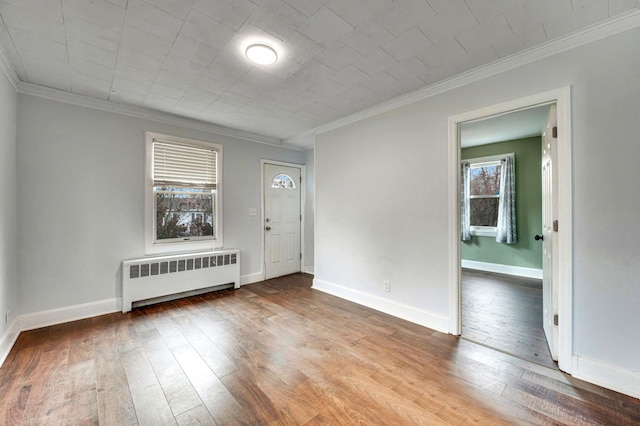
245,43,278,65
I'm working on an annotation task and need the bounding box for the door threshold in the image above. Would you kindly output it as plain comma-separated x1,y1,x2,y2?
460,335,558,370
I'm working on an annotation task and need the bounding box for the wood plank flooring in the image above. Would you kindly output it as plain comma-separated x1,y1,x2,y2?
1,273,638,425
461,269,555,368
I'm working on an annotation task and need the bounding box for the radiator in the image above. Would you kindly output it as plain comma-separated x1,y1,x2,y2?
121,249,240,313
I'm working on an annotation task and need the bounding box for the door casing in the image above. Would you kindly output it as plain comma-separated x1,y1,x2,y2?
260,159,306,280
448,87,573,373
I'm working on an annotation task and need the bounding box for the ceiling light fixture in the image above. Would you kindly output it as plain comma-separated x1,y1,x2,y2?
245,43,278,65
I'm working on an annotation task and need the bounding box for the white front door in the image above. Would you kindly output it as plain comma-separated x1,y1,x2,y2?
542,104,559,361
264,163,301,279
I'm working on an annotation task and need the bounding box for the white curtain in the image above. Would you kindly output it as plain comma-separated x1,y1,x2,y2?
496,156,516,244
461,161,471,241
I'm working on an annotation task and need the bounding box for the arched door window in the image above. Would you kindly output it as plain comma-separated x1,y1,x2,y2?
271,174,296,189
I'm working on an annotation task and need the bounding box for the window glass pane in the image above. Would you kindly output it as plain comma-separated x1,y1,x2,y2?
470,198,500,227
272,174,296,189
470,165,501,196
155,187,214,240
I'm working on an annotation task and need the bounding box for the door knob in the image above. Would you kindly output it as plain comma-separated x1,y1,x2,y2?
265,226,271,231
535,234,543,241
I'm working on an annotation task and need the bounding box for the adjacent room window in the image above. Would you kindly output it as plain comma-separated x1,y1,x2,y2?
145,132,223,254
470,161,501,231
463,153,514,238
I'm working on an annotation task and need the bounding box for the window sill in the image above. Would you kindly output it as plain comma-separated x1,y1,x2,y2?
144,239,222,256
470,226,497,238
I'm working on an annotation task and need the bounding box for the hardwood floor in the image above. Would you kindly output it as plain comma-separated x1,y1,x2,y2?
1,273,638,425
461,269,555,368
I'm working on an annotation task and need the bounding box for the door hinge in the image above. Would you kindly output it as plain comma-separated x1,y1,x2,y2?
553,220,558,232
552,126,558,138
553,314,559,326
300,252,302,260
300,176,302,183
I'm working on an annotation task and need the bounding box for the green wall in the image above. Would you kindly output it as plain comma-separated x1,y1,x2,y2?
461,136,542,269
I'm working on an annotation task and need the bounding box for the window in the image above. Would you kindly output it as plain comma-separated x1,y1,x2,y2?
271,173,296,189
145,132,222,254
465,153,514,237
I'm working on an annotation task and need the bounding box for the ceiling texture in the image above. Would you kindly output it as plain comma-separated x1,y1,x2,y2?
0,0,637,148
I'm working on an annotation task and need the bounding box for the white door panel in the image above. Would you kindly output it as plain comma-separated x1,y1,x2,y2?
287,233,296,260
264,164,301,279
270,234,281,263
286,197,296,223
271,195,282,223
542,104,559,361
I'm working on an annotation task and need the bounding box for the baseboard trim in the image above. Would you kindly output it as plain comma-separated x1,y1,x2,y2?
572,356,640,400
302,266,315,275
1,298,121,368
3,288,640,401
19,298,121,332
0,319,21,367
312,278,448,333
240,272,264,286
462,260,543,280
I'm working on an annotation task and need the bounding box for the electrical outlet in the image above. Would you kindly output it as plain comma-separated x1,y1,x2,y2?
383,280,391,293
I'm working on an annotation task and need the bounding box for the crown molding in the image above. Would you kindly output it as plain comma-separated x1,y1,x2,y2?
280,140,308,151
287,9,640,143
6,9,640,150
0,41,18,91
16,81,294,149
284,130,316,150
284,133,316,150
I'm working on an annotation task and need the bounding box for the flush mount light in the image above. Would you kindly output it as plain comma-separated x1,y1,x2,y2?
245,43,278,65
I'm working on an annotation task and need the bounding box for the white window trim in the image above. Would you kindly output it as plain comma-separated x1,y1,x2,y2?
145,131,223,255
470,225,498,237
466,153,514,238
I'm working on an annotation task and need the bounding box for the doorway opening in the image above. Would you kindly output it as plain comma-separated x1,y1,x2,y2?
460,104,554,368
448,88,573,374
261,160,306,280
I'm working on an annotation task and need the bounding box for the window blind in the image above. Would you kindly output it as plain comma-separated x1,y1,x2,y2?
153,139,217,188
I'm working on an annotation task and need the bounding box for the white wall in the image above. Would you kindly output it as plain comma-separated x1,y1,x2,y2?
303,148,314,273
16,95,304,315
315,27,640,375
0,70,17,352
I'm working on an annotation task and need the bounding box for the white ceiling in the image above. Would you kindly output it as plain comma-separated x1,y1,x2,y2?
461,104,550,148
0,0,637,148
